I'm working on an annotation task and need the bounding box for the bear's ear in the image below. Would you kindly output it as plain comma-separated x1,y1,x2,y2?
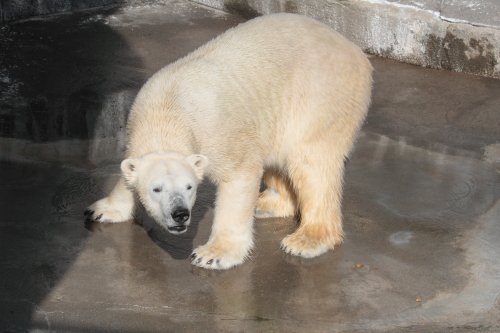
186,154,209,180
121,158,139,186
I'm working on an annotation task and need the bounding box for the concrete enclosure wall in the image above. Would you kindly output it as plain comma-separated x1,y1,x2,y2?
191,0,500,78
1,0,499,78
0,0,126,22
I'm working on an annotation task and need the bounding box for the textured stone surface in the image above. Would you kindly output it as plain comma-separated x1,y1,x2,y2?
191,0,500,78
0,0,126,22
440,0,500,28
0,1,499,332
3,0,500,78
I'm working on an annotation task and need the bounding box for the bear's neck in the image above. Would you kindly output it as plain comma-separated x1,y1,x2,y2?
125,87,199,158
126,120,197,158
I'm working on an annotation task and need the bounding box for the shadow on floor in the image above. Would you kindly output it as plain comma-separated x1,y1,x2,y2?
138,180,217,260
0,5,144,331
0,3,245,331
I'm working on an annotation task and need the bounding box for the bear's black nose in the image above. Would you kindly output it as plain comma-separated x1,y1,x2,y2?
171,208,190,224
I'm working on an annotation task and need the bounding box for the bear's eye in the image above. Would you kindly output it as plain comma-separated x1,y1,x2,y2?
153,187,162,193
187,185,192,190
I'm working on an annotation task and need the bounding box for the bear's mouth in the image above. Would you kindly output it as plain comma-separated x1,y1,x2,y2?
167,225,187,234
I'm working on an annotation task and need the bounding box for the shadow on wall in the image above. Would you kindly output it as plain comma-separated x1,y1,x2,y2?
215,0,299,19
0,6,144,165
0,0,127,22
0,6,145,331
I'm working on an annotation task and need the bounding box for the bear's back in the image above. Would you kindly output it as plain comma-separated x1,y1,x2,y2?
179,13,364,71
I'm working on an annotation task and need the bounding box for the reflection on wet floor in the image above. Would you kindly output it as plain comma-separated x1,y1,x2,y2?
1,1,499,332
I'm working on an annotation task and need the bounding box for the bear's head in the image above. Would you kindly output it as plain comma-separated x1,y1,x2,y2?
120,152,209,234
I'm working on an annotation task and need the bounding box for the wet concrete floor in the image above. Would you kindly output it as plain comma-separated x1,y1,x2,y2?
1,1,499,332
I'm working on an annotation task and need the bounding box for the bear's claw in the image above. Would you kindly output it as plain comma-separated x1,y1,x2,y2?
281,243,301,256
84,197,133,224
190,243,249,270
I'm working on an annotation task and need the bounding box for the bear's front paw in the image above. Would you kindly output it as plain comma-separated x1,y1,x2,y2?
190,241,250,270
281,230,332,258
84,197,132,224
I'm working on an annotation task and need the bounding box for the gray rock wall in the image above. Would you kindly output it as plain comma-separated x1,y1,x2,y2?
0,0,125,22
191,0,500,78
2,0,499,78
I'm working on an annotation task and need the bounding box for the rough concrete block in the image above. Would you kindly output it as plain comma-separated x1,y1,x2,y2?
440,0,500,28
190,0,500,78
0,0,126,22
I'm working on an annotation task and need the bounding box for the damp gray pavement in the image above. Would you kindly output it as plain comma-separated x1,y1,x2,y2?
1,1,500,332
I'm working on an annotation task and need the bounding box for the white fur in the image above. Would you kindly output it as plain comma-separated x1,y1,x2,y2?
86,14,372,269
126,152,205,233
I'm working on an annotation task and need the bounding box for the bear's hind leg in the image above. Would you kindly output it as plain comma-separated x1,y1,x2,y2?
281,140,348,258
191,172,262,269
256,169,297,218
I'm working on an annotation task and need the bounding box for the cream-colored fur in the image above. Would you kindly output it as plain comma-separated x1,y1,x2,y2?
256,169,297,218
86,13,372,269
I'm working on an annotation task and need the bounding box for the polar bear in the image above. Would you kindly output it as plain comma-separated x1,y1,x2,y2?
85,13,372,270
